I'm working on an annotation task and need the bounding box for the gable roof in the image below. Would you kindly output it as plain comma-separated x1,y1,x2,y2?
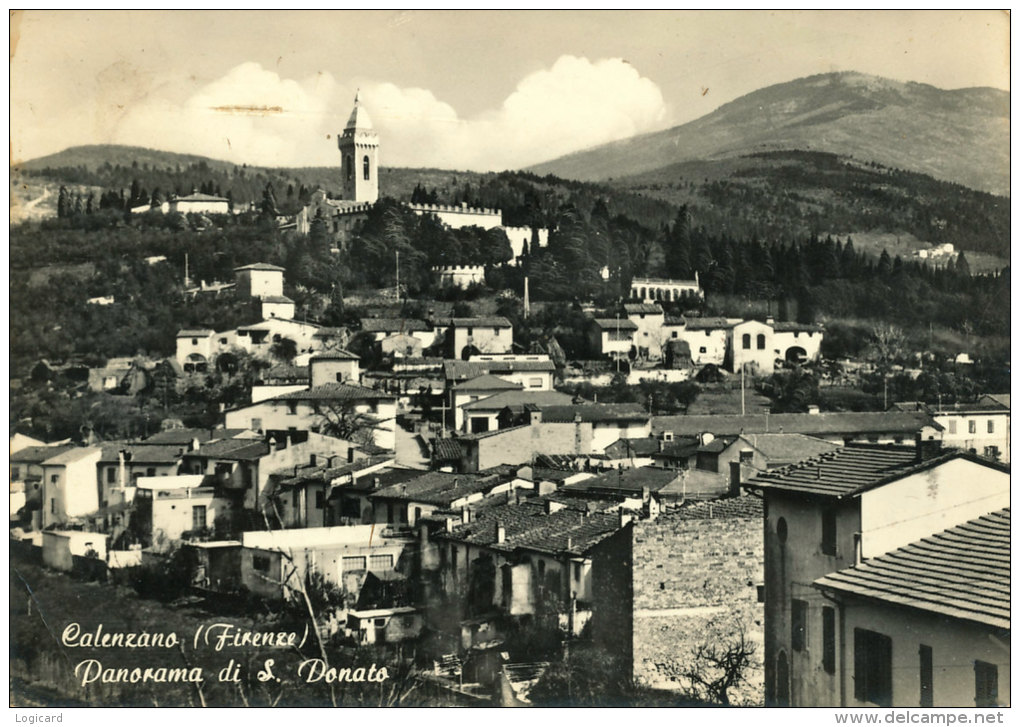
142,428,255,445
623,303,664,315
735,433,841,464
772,321,824,333
176,329,215,337
177,193,229,203
11,444,77,465
98,443,188,464
814,508,1009,630
437,498,625,556
453,374,522,392
461,390,575,412
591,318,638,331
42,447,101,465
263,383,395,403
743,445,1008,499
683,317,740,331
359,318,429,333
540,403,648,423
562,467,679,495
310,349,360,361
604,437,662,457
234,262,285,272
372,471,496,506
448,317,512,328
651,411,939,437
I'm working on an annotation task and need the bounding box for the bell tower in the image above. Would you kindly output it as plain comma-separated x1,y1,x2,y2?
338,92,379,203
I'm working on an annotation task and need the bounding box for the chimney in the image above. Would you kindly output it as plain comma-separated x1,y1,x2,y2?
190,437,200,452
915,434,943,463
729,461,742,498
566,536,573,550
461,506,470,524
496,523,506,544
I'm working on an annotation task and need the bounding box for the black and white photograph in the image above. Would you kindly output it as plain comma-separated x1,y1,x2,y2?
9,9,1011,713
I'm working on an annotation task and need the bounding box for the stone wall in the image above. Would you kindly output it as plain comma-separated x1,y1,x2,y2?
631,496,765,704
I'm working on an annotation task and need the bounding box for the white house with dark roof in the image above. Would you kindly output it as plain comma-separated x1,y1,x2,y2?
223,383,398,451
623,303,666,360
813,508,1009,708
459,390,575,435
445,317,513,358
309,350,361,387
40,446,103,527
450,373,523,431
588,317,638,359
743,444,1010,707
168,192,230,215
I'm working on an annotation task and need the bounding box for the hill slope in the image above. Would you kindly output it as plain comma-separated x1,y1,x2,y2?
528,72,1009,196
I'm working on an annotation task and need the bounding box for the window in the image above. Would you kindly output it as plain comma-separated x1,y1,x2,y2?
387,503,394,524
363,155,370,180
502,566,512,606
11,466,20,480
192,505,206,531
106,468,116,484
315,491,325,509
573,562,581,581
822,508,837,556
342,556,367,571
345,154,353,180
369,554,393,571
791,600,807,651
776,517,788,544
984,446,1000,460
219,337,227,345
253,555,270,572
672,332,678,338
854,628,893,706
742,333,751,349
451,546,458,570
822,607,836,674
739,450,754,464
191,338,198,345
919,645,933,707
50,498,56,514
467,327,474,336
948,420,957,434
975,661,998,707
146,467,156,477
50,474,58,484
987,419,995,433
251,418,262,430
537,559,546,579
757,334,766,350
336,372,345,382
968,420,977,434
528,377,543,388
374,617,386,628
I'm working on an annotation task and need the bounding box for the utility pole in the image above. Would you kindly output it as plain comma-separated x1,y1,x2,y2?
395,250,400,302
184,253,189,288
741,364,746,416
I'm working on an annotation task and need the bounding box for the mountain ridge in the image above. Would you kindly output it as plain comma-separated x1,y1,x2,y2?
527,71,1009,196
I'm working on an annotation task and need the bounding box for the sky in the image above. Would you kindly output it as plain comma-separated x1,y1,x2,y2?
10,10,1010,171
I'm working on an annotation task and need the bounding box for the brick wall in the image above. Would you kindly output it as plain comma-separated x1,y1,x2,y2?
631,496,765,704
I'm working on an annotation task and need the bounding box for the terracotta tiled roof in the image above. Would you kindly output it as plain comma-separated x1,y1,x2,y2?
234,262,285,272
372,471,498,506
438,498,626,556
562,467,679,495
461,390,574,411
264,383,395,402
744,445,1008,499
360,318,429,333
814,508,1010,630
591,318,638,331
540,403,648,423
651,411,939,437
453,374,522,392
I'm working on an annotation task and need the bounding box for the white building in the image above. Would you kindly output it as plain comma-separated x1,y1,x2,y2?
433,265,486,289
630,275,703,303
930,395,1010,463
224,384,398,451
445,317,513,359
40,447,103,527
588,318,638,359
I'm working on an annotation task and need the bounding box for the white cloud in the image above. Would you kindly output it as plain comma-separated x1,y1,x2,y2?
111,55,668,170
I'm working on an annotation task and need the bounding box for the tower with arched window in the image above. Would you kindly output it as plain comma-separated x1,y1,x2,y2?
338,92,379,203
